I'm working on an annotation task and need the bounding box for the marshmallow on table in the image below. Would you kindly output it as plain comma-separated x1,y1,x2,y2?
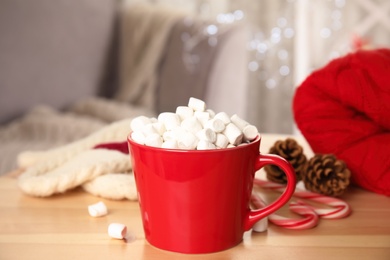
108,223,127,239
188,97,206,112
253,217,268,232
223,123,243,146
88,201,108,217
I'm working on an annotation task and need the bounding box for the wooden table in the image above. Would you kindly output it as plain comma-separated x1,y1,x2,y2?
1,172,390,260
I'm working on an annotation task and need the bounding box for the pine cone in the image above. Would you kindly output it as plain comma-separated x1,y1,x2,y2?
303,154,351,197
265,138,307,184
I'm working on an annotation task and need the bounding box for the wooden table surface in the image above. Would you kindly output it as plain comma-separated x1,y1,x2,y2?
0,172,389,260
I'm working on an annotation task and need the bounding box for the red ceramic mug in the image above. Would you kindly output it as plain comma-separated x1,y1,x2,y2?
128,134,296,254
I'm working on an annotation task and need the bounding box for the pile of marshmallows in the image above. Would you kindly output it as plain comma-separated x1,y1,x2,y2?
130,97,259,150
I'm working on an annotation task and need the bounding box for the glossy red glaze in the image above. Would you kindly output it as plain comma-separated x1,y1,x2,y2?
128,135,296,254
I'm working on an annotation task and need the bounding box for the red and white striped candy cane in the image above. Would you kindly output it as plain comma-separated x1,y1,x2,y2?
251,179,352,230
251,193,319,230
253,179,352,219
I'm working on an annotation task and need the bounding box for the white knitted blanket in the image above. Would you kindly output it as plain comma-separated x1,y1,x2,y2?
0,97,152,174
0,97,153,200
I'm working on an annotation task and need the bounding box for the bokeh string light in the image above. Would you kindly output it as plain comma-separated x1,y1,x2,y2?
176,0,354,133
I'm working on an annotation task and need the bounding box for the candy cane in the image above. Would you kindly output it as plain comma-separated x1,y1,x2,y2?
251,179,352,230
253,179,352,219
251,193,319,230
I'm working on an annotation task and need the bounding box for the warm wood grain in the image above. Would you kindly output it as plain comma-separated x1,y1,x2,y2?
1,175,389,260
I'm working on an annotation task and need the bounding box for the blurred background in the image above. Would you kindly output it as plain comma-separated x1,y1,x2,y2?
0,0,390,134
1,0,390,174
151,0,390,134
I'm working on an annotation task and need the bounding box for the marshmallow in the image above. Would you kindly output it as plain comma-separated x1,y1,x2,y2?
177,132,198,150
215,133,229,148
162,128,186,142
194,111,210,126
206,109,216,118
188,97,206,112
227,144,236,148
162,130,175,142
108,223,127,239
131,131,145,145
88,201,108,217
161,139,178,149
144,133,163,148
196,128,217,143
130,116,152,132
176,106,194,121
231,114,249,131
253,217,268,232
152,122,166,136
243,124,259,141
197,140,216,150
205,118,225,133
223,123,243,145
141,123,158,136
214,112,231,125
181,117,203,134
158,112,181,131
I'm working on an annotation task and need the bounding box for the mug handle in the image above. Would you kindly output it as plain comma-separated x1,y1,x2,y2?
244,153,296,231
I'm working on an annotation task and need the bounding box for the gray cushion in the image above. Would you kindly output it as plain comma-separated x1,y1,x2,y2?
0,0,118,124
157,19,248,117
